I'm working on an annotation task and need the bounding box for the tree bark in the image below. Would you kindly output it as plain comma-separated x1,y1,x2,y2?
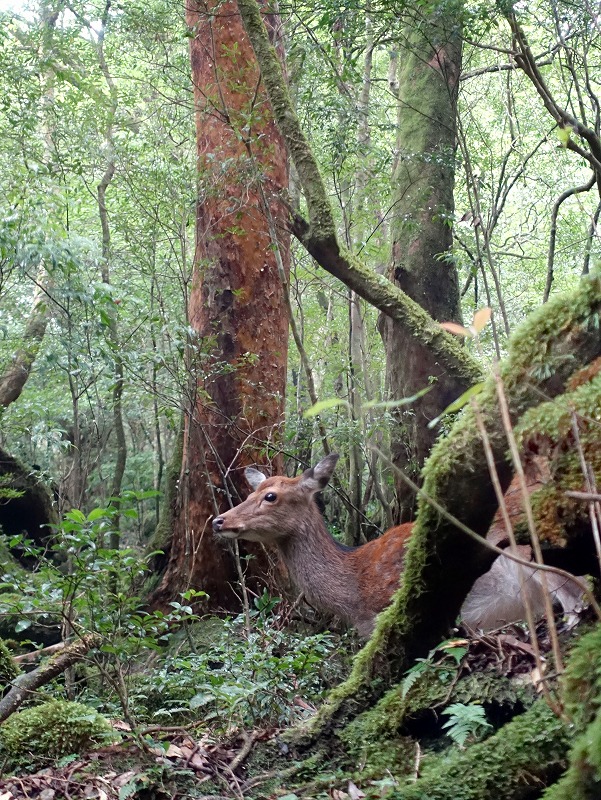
151,0,289,608
236,0,481,393
381,10,465,520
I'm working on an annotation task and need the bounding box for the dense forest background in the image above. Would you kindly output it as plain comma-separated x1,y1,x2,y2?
0,0,601,797
1,0,597,530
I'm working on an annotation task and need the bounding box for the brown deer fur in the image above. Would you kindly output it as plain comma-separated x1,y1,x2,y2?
212,454,583,637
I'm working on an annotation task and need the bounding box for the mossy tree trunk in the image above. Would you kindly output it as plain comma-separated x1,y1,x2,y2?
236,0,482,397
296,275,601,746
151,0,290,609
381,9,465,521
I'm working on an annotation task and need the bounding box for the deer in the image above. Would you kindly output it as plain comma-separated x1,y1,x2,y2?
212,453,584,637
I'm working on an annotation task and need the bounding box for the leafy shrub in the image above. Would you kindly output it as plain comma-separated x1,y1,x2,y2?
131,597,345,730
0,699,115,767
0,499,200,728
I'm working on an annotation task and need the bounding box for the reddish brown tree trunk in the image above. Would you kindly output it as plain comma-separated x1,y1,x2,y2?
152,0,289,608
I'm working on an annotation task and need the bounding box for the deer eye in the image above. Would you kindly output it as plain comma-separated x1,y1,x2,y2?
264,492,277,503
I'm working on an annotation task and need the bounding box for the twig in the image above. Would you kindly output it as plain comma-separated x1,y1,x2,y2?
233,540,252,636
239,762,305,793
565,490,601,503
412,741,422,782
228,730,260,772
371,445,600,618
571,413,601,575
472,400,544,680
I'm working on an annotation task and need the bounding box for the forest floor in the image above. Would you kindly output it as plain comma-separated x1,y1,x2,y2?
0,614,574,800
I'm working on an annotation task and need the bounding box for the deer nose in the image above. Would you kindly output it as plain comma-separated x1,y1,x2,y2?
212,517,225,533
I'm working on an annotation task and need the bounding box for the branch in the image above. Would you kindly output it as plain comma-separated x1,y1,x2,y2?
236,0,482,389
0,634,101,723
544,177,596,302
506,12,601,194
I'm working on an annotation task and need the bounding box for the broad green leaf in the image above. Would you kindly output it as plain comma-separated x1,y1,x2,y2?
428,382,486,428
303,398,349,418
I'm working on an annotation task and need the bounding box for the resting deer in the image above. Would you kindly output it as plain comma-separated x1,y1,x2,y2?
212,453,583,637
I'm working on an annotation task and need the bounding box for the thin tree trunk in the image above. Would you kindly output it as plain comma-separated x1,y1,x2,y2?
95,2,126,545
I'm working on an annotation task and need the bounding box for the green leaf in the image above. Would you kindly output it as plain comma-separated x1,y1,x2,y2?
363,385,432,410
190,692,215,709
428,382,486,428
556,125,573,147
303,398,349,418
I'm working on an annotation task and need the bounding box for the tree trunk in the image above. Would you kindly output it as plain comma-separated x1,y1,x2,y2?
151,0,289,609
380,10,465,520
0,278,50,409
236,0,481,394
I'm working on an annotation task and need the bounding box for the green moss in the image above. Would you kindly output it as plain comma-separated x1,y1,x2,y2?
513,370,601,545
562,625,601,728
336,666,535,777
534,624,601,799
386,701,567,800
0,699,115,768
0,637,19,690
340,684,414,775
543,710,601,800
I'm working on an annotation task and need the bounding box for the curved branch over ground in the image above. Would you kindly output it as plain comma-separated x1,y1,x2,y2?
236,0,482,392
0,634,101,722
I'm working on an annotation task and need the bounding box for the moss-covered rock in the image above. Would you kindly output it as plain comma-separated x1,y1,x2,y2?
0,699,115,767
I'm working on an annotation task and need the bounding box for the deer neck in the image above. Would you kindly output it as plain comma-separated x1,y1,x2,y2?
279,517,358,621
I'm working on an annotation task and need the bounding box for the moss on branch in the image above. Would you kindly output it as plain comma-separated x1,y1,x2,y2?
236,0,481,388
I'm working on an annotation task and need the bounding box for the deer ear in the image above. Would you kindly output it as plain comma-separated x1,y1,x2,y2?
245,467,267,491
300,453,339,492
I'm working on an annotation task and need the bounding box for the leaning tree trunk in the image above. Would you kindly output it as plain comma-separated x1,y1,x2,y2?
295,273,601,747
151,0,289,609
380,9,466,521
